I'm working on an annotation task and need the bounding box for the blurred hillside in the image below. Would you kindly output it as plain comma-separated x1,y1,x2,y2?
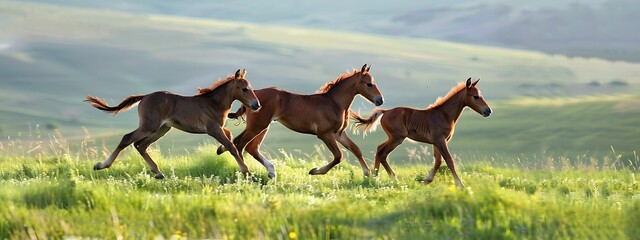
0,1,638,159
21,0,640,62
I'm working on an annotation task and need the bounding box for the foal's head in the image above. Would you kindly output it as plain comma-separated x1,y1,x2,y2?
355,64,384,106
231,69,261,111
463,78,492,117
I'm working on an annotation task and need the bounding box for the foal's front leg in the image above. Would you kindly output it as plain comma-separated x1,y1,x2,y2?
207,125,250,176
433,141,465,188
215,128,233,155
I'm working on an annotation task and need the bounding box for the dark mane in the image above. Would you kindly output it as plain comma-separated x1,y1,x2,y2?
316,69,360,94
427,82,467,109
197,75,235,95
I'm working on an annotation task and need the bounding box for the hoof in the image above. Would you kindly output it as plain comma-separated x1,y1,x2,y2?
154,173,165,179
216,145,226,155
308,168,324,175
239,171,252,180
268,172,277,179
423,178,433,184
391,175,399,182
250,176,260,183
93,162,103,170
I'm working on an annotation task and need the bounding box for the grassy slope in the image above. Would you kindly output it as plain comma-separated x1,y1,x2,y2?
454,95,640,154
0,1,639,159
22,0,640,63
0,149,638,239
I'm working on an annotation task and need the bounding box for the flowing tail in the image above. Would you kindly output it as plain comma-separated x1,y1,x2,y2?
350,108,385,136
227,105,247,119
84,95,145,115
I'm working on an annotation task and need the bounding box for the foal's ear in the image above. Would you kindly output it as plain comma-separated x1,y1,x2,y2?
465,77,472,88
361,64,368,73
240,69,247,79
366,65,371,73
472,79,480,87
235,69,242,79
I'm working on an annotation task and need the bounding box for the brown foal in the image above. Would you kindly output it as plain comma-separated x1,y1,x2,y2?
352,78,492,188
85,69,261,179
218,64,384,178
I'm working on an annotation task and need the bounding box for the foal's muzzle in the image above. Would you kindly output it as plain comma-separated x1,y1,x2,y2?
482,108,492,117
250,101,261,111
374,96,384,106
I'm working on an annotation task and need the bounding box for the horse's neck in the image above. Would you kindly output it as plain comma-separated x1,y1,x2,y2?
205,85,234,110
324,77,358,110
434,90,466,124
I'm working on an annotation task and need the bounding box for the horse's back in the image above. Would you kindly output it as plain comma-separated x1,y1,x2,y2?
254,87,318,111
138,91,179,107
137,91,199,120
380,106,434,138
251,87,341,134
381,106,418,121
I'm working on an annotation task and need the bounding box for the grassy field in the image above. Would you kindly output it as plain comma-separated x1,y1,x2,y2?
1,2,640,239
0,141,638,239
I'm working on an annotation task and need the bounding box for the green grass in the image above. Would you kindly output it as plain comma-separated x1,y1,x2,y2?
0,142,638,239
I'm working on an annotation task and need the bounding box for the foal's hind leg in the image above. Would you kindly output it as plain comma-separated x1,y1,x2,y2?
374,137,403,179
336,132,371,176
94,128,152,170
373,120,407,179
424,144,444,184
245,128,277,179
134,125,171,179
309,133,343,175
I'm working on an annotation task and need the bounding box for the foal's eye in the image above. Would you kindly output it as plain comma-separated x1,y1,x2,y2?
241,87,249,92
473,96,480,100
366,83,373,87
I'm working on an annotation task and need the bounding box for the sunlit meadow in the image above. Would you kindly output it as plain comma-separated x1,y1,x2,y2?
0,130,638,239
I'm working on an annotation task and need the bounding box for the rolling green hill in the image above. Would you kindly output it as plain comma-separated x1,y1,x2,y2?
1,1,639,162
21,0,640,62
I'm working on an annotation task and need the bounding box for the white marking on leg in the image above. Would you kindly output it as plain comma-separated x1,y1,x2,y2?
260,156,276,176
